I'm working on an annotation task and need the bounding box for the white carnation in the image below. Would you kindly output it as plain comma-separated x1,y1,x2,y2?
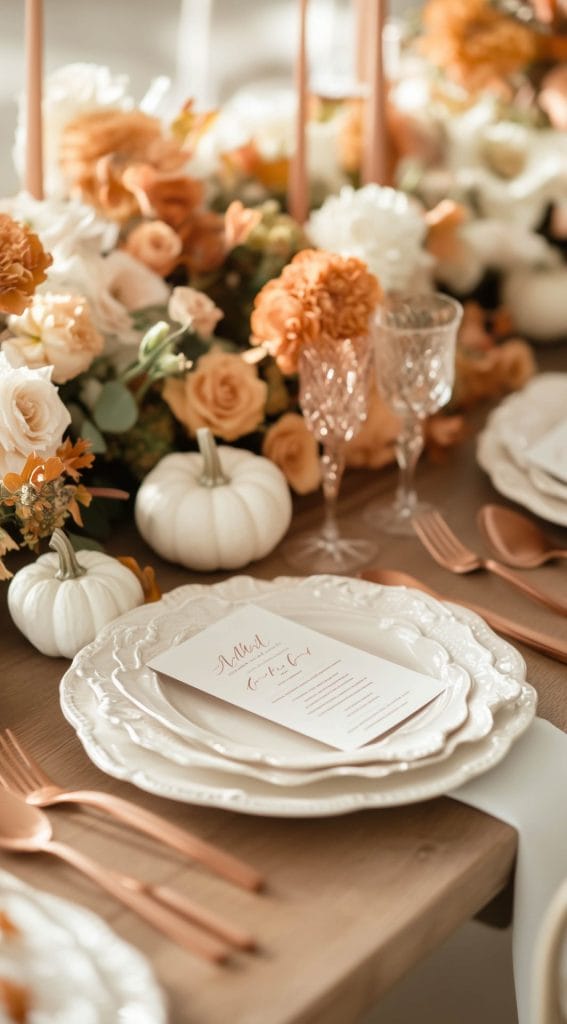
307,184,431,293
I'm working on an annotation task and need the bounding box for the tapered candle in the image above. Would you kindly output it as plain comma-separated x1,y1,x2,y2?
361,0,387,185
355,0,371,87
288,0,309,224
24,0,44,199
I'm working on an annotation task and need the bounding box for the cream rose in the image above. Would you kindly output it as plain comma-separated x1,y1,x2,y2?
0,352,71,477
262,413,321,494
168,286,223,336
163,350,267,441
5,293,104,384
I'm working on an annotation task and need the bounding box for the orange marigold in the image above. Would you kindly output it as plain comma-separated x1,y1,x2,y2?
420,0,538,92
0,214,52,316
251,249,381,374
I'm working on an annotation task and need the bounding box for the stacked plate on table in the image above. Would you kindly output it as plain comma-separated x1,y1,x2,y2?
478,373,567,526
0,869,166,1023
61,575,536,817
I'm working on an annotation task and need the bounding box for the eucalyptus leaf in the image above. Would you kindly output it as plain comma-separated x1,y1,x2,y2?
81,418,107,453
93,381,139,434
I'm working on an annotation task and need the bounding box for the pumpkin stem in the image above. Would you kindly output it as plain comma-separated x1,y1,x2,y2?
197,428,229,487
49,529,87,580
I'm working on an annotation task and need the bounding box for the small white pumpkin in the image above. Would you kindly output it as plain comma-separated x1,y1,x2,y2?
8,529,144,658
135,428,292,571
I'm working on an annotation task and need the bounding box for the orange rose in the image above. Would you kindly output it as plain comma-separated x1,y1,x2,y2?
60,110,185,221
163,350,267,441
262,413,321,494
0,214,52,316
123,220,182,277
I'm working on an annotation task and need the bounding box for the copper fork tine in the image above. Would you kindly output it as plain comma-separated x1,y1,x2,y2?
0,729,263,892
412,510,567,615
0,732,49,793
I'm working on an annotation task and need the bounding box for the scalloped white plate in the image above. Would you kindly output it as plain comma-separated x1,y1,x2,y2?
0,870,166,1023
478,374,567,525
60,577,535,815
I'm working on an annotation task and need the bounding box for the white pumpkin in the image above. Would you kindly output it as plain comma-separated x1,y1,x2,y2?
502,267,567,344
8,529,144,658
135,428,292,571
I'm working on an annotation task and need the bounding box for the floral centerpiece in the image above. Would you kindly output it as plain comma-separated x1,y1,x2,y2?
0,32,548,577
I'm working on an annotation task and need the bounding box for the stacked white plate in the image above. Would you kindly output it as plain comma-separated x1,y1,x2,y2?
61,575,536,817
477,373,567,526
0,870,166,1023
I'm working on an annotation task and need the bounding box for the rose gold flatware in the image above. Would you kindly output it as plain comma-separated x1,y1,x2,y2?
412,508,567,615
359,567,567,664
0,730,262,893
0,787,230,962
478,504,567,570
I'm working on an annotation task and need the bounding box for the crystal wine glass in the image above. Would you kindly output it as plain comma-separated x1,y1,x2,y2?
368,292,463,536
283,336,378,574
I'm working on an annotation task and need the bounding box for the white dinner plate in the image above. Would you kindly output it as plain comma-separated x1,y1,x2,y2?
60,577,535,814
478,374,567,526
68,577,522,773
0,870,166,1023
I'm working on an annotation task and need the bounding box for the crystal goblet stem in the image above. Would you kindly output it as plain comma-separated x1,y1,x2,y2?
394,413,425,521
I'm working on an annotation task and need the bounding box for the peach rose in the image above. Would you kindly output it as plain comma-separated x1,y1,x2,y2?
163,350,267,441
346,389,400,469
0,214,52,316
4,293,104,384
123,221,182,277
122,165,204,230
262,413,321,494
59,109,185,221
168,287,223,335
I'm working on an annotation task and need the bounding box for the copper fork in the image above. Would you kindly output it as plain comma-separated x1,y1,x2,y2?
0,730,262,893
412,509,567,615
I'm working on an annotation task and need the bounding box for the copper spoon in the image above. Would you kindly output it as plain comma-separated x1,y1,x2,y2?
0,788,237,961
359,567,567,664
478,504,567,569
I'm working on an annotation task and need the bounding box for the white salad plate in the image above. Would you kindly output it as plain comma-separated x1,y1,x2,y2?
0,870,166,1024
60,577,536,815
478,374,567,526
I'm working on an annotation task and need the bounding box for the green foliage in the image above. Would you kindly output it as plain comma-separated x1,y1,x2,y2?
93,381,139,434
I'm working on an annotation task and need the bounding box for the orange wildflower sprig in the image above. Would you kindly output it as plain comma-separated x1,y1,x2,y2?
0,438,96,579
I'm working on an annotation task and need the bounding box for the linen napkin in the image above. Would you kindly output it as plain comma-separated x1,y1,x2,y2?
450,717,567,1024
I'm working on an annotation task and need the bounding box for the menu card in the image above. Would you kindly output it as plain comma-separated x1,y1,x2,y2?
527,420,567,484
148,605,446,751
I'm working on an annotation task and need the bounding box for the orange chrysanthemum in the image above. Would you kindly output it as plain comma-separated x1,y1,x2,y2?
251,249,381,375
0,214,52,316
59,109,186,221
420,0,538,92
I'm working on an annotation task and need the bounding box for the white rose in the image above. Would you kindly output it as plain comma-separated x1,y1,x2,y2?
0,353,71,478
168,286,223,335
13,63,133,198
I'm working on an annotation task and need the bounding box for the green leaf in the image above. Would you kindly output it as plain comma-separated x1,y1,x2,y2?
93,381,139,434
81,417,107,453
67,532,104,552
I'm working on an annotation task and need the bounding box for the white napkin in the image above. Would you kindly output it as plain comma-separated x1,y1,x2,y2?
451,717,567,1024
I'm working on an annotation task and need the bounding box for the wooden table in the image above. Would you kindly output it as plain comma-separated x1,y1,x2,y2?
2,348,566,1024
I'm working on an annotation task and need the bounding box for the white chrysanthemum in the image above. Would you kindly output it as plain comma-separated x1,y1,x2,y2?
307,184,431,293
0,193,118,260
13,63,134,197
